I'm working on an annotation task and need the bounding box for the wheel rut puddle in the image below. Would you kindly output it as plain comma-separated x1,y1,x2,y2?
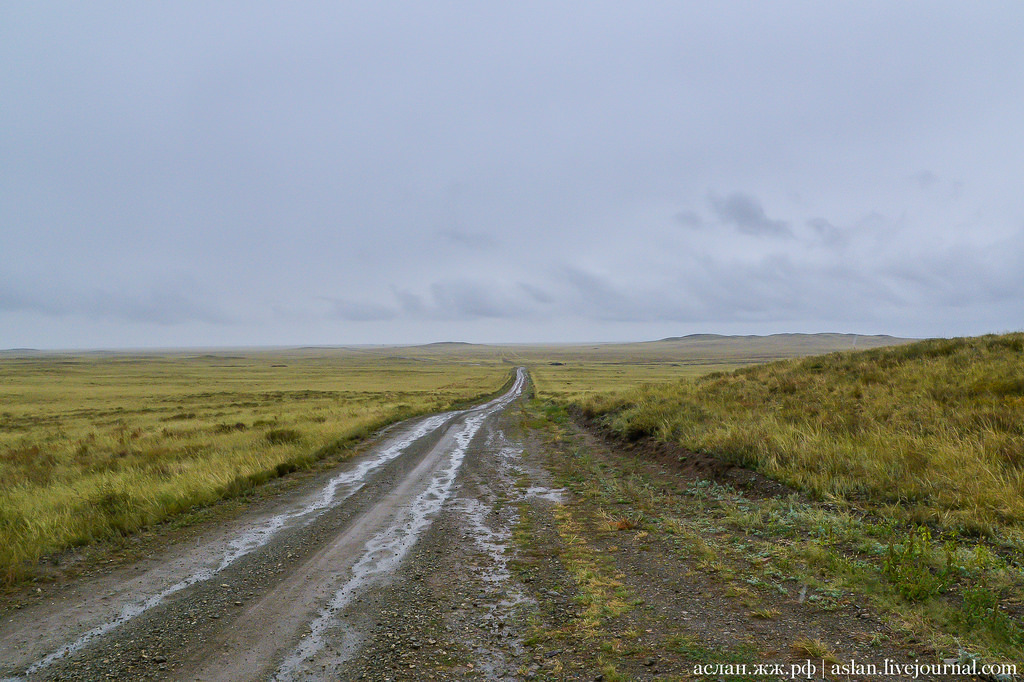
202,369,528,680
273,410,487,678
7,412,454,680
1,374,526,682
451,425,565,680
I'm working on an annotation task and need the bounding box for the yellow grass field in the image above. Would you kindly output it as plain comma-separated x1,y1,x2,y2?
577,333,1024,538
0,349,511,583
0,333,907,584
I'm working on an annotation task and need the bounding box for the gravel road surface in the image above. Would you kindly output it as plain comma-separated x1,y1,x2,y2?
1,369,557,681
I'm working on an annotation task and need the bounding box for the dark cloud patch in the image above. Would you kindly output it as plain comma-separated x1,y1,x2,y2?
438,229,499,250
0,282,229,326
327,298,396,321
559,267,659,323
708,192,791,237
519,282,554,304
912,170,939,189
879,230,1024,308
909,171,964,201
428,280,526,319
393,289,426,316
674,210,704,228
807,217,846,246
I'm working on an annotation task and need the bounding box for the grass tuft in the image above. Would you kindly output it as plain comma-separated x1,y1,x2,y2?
791,636,838,663
750,607,780,620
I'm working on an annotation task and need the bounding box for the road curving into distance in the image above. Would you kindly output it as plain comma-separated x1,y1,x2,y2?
0,367,564,681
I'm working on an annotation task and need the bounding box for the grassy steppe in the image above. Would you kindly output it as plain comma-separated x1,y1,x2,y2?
529,399,1024,665
0,350,510,584
542,333,1024,662
519,332,912,400
576,333,1024,537
0,333,909,586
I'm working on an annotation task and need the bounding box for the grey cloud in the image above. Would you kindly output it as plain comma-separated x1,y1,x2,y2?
0,282,229,326
552,262,804,325
558,267,667,323
912,170,939,189
684,256,905,321
674,210,704,228
3,4,1024,346
909,171,964,201
438,229,499,250
519,282,554,304
428,280,529,320
542,243,928,328
708,192,791,236
880,230,1024,308
807,217,846,246
393,289,426,316
401,219,1023,331
854,211,892,232
327,298,396,321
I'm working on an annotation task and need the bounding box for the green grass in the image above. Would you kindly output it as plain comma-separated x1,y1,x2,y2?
529,399,1024,664
577,333,1024,538
0,349,511,584
544,333,1024,664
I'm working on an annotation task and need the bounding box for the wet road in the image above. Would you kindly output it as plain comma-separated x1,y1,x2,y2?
0,367,563,681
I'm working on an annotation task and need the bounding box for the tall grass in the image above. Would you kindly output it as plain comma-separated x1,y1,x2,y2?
0,351,510,583
577,334,1024,537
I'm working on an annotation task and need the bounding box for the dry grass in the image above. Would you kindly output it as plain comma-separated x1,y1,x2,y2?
578,333,1024,537
792,636,838,663
0,349,510,583
0,333,918,586
750,607,781,620
524,333,909,402
531,384,1024,663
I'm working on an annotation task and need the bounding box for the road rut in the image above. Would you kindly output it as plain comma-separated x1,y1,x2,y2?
1,369,535,681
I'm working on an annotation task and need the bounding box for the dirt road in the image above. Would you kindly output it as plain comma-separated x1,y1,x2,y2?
0,368,941,681
1,369,555,680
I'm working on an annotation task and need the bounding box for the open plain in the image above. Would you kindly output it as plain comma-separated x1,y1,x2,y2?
3,334,1022,680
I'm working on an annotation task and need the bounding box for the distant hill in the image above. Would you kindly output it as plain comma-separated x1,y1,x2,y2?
0,348,44,357
646,333,913,357
657,333,727,342
417,341,480,348
656,332,906,344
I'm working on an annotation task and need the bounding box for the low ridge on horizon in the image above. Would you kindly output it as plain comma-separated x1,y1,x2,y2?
655,332,910,343
2,333,923,355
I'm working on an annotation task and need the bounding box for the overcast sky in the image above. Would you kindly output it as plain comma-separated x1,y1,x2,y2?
3,2,1023,348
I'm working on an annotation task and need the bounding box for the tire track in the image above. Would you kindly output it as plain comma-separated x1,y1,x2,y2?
0,370,524,681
